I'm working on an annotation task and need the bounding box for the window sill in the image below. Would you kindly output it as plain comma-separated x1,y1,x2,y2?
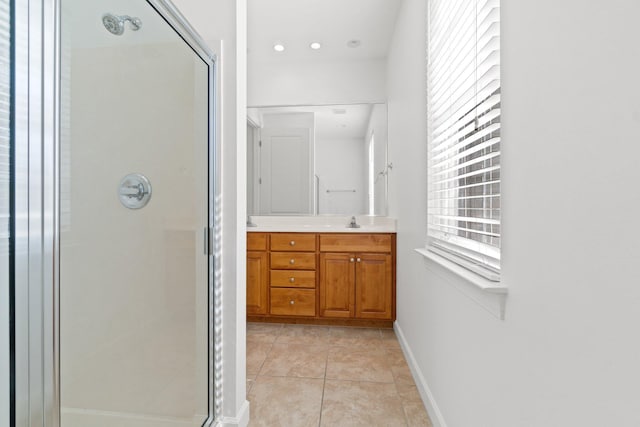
415,248,508,319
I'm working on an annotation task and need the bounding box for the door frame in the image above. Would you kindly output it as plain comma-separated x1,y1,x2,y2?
12,1,223,425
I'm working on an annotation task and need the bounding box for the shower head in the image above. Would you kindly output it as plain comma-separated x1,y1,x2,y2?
102,13,142,36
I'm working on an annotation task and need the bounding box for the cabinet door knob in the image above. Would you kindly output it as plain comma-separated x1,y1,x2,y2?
289,277,295,283
289,259,295,264
350,258,355,263
289,300,295,305
356,258,361,262
289,240,296,246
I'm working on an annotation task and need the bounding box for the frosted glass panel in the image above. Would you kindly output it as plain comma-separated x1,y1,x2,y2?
59,1,210,426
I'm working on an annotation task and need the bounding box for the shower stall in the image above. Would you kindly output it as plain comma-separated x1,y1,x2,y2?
10,0,222,426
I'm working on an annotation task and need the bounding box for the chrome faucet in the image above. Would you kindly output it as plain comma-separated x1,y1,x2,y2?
347,216,361,228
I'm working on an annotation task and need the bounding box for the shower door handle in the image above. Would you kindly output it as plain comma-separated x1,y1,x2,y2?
204,227,213,255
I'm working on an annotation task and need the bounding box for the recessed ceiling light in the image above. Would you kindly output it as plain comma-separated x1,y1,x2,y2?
273,43,285,52
310,42,322,50
347,39,361,48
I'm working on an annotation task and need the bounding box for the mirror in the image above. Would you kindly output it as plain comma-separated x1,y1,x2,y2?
247,103,388,216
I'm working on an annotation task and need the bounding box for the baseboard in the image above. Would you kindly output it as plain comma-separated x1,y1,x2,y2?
394,322,448,427
221,400,250,427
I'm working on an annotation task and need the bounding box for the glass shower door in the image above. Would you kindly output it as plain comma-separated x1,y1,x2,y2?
59,1,213,426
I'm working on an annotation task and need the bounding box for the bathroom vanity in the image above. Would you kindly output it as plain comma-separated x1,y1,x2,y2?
246,217,396,327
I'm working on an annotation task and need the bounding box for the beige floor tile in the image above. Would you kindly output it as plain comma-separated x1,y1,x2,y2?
379,328,402,349
247,339,273,377
247,369,257,396
386,348,416,386
247,323,283,343
326,346,394,383
275,324,331,346
328,327,383,349
385,348,409,367
396,384,433,427
260,343,328,378
321,380,407,427
392,363,416,387
248,376,324,427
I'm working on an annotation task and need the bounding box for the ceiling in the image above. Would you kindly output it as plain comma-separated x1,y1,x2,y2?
248,0,403,61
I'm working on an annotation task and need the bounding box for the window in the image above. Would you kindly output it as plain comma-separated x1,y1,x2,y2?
427,0,501,280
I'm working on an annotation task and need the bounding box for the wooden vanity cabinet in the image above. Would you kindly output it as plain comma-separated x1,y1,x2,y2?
246,233,268,315
319,253,356,318
268,233,317,317
354,253,393,319
319,234,394,321
247,231,395,326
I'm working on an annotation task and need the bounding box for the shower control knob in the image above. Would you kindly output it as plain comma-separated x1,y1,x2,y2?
118,173,152,209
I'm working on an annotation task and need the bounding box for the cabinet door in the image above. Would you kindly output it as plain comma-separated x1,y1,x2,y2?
355,253,392,319
247,251,268,315
319,253,355,318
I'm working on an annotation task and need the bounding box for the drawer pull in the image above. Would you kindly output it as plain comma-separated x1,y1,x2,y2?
350,258,355,263
289,277,295,283
356,258,361,262
289,258,295,264
289,300,295,305
290,240,296,246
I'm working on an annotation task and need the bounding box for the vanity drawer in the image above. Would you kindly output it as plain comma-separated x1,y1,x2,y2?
319,234,392,253
247,232,268,251
270,252,316,270
270,288,316,316
270,233,316,252
270,270,316,288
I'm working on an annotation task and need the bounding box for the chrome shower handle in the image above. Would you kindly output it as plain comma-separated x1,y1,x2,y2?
118,173,152,209
119,183,148,200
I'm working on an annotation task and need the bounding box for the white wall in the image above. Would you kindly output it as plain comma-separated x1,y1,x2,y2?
316,137,367,214
248,58,386,106
388,0,640,426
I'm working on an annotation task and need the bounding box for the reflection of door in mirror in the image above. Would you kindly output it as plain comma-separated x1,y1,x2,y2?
260,126,313,215
248,112,315,215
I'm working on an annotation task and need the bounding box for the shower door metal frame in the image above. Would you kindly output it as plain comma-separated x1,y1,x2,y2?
12,0,223,426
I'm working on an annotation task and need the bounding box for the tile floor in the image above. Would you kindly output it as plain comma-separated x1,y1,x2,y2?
246,323,433,427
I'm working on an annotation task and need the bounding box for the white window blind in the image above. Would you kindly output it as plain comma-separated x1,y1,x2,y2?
427,0,501,280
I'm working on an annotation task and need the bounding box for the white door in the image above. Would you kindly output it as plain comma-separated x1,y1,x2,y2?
259,127,313,215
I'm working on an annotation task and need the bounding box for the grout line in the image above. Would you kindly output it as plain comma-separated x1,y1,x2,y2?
317,342,330,427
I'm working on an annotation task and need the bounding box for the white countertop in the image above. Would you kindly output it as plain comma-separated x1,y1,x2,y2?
246,215,396,233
